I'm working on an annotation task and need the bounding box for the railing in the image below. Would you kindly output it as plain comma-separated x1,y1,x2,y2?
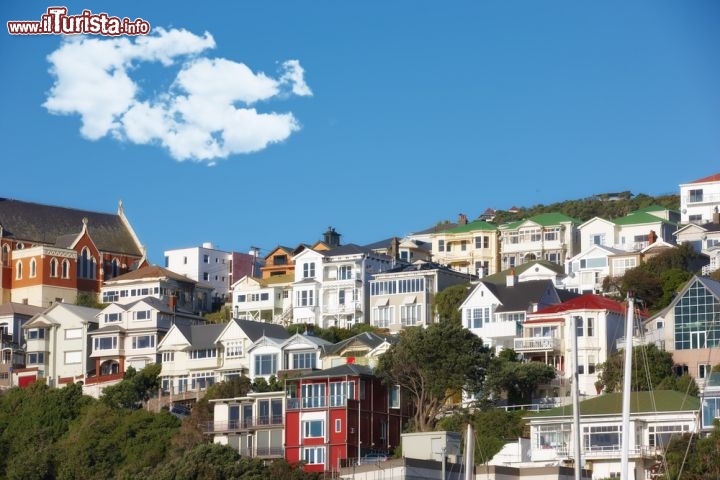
201,416,284,433
616,328,664,350
84,372,125,385
686,192,720,204
514,337,560,352
322,303,362,315
239,447,284,458
286,395,355,410
556,445,659,459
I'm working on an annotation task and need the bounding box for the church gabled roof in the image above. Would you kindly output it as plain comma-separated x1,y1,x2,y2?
0,198,143,256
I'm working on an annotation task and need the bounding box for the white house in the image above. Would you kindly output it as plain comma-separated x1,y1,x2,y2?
498,213,581,269
564,245,625,294
291,245,395,329
459,275,576,351
280,333,332,372
578,207,678,253
87,296,205,393
518,294,628,397
522,390,699,479
231,274,293,324
680,172,720,224
100,264,214,314
20,303,99,387
158,318,290,393
674,215,720,275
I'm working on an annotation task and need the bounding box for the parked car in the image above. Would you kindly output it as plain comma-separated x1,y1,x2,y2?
358,452,388,465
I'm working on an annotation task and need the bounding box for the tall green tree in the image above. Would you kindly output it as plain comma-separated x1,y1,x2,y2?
595,344,676,393
101,363,162,409
433,283,472,323
375,320,492,431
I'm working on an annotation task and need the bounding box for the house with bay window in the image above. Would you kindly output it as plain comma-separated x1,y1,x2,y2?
158,318,289,393
578,207,678,254
498,213,580,270
18,303,98,388
430,217,500,276
284,364,412,474
280,333,331,373
86,296,205,391
369,261,474,332
291,245,394,329
156,322,226,394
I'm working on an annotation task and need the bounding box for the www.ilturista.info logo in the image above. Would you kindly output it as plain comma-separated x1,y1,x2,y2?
7,7,151,36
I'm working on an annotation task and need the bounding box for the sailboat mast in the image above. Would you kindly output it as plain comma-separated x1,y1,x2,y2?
621,293,635,479
572,315,582,480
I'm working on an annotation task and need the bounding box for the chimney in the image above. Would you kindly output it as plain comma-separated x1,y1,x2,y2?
389,237,400,260
458,213,468,225
714,206,719,225
506,268,517,287
648,230,657,245
323,227,341,248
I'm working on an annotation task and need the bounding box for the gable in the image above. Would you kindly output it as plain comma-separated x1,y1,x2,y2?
157,325,191,349
460,282,500,309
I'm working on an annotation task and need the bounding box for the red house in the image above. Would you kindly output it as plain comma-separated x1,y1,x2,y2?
284,364,411,474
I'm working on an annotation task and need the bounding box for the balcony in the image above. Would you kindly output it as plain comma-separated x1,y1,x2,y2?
239,447,284,458
616,328,664,350
286,396,328,410
685,192,720,205
514,337,560,353
202,415,284,434
557,445,659,460
322,303,362,316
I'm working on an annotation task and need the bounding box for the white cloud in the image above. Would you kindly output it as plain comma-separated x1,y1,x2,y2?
43,28,311,163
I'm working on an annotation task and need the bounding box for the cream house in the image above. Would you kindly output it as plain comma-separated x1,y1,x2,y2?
20,303,99,387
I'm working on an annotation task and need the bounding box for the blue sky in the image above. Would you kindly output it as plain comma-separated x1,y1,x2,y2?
2,1,719,265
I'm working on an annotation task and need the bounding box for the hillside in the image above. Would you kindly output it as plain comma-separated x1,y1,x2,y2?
489,192,679,225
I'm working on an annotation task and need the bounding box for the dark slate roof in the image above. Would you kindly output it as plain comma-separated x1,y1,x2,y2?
175,323,226,349
363,237,398,250
297,363,375,379
0,198,142,256
325,244,379,257
409,222,458,235
483,279,560,312
378,261,471,276
235,319,289,342
321,331,396,356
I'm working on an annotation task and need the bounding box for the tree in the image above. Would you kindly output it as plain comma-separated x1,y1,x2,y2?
595,344,675,393
433,283,472,323
101,364,162,409
484,354,556,405
375,320,492,431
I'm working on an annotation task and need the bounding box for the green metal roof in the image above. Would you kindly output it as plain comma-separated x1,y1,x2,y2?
529,390,699,418
445,220,498,234
612,212,676,226
500,212,580,229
